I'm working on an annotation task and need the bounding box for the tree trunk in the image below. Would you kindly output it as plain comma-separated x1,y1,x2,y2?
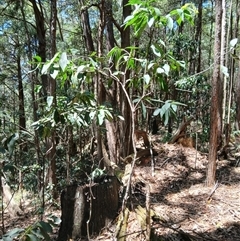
57,176,120,240
120,0,133,158
47,0,58,199
206,0,223,186
234,0,240,129
79,0,95,53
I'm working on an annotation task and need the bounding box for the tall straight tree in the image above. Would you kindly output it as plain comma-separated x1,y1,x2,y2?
206,0,223,186
47,0,58,199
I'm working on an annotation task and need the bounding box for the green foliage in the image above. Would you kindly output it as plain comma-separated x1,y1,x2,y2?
153,100,185,126
124,1,197,37
32,52,115,137
2,215,60,241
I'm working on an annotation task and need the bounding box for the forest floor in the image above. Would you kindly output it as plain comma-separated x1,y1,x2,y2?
1,137,240,241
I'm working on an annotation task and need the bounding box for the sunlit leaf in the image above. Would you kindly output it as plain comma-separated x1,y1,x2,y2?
163,63,170,76
166,15,173,30
230,38,238,51
98,109,105,125
50,69,59,79
59,52,69,71
143,74,150,85
41,52,59,74
151,44,161,57
157,67,164,74
47,96,54,108
148,17,155,27
221,65,229,78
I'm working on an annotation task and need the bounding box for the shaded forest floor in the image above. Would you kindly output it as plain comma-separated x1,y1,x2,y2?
2,140,240,241
89,140,240,241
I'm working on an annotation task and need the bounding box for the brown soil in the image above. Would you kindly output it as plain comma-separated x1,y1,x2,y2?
2,141,240,241
97,141,240,241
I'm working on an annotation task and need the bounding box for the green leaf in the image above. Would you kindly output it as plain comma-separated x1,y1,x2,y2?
41,52,60,74
157,67,164,74
50,69,59,79
59,52,69,71
221,65,229,78
143,74,150,85
172,104,177,112
38,221,53,233
3,228,24,241
163,63,170,76
166,15,173,30
25,234,38,241
47,96,54,108
98,109,105,125
34,55,42,62
148,17,155,27
153,108,161,116
230,38,238,51
34,85,42,93
151,44,161,57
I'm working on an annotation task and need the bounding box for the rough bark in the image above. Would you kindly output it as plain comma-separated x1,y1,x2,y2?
207,0,223,186
57,176,120,240
235,0,240,129
29,0,48,98
120,0,133,158
79,0,95,53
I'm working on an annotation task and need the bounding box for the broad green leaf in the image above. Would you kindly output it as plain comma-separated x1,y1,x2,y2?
157,67,164,74
172,104,177,112
166,15,173,30
47,96,54,108
148,17,155,28
59,52,69,71
143,74,150,85
50,69,59,79
148,62,155,69
151,44,161,57
38,221,53,233
163,63,170,76
3,228,24,241
153,108,161,116
230,38,238,50
25,234,38,241
221,65,229,78
41,52,60,74
153,7,161,16
98,109,105,125
34,55,41,62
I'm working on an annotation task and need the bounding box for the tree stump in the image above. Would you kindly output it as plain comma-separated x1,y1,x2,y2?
57,176,120,241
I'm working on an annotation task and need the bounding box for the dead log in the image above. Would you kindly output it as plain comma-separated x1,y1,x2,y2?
57,176,120,241
169,117,194,144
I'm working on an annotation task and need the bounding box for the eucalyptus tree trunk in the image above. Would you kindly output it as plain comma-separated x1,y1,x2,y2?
20,0,42,193
120,0,133,158
207,0,223,186
195,0,203,73
105,1,120,163
29,0,48,98
234,0,240,129
47,0,58,199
